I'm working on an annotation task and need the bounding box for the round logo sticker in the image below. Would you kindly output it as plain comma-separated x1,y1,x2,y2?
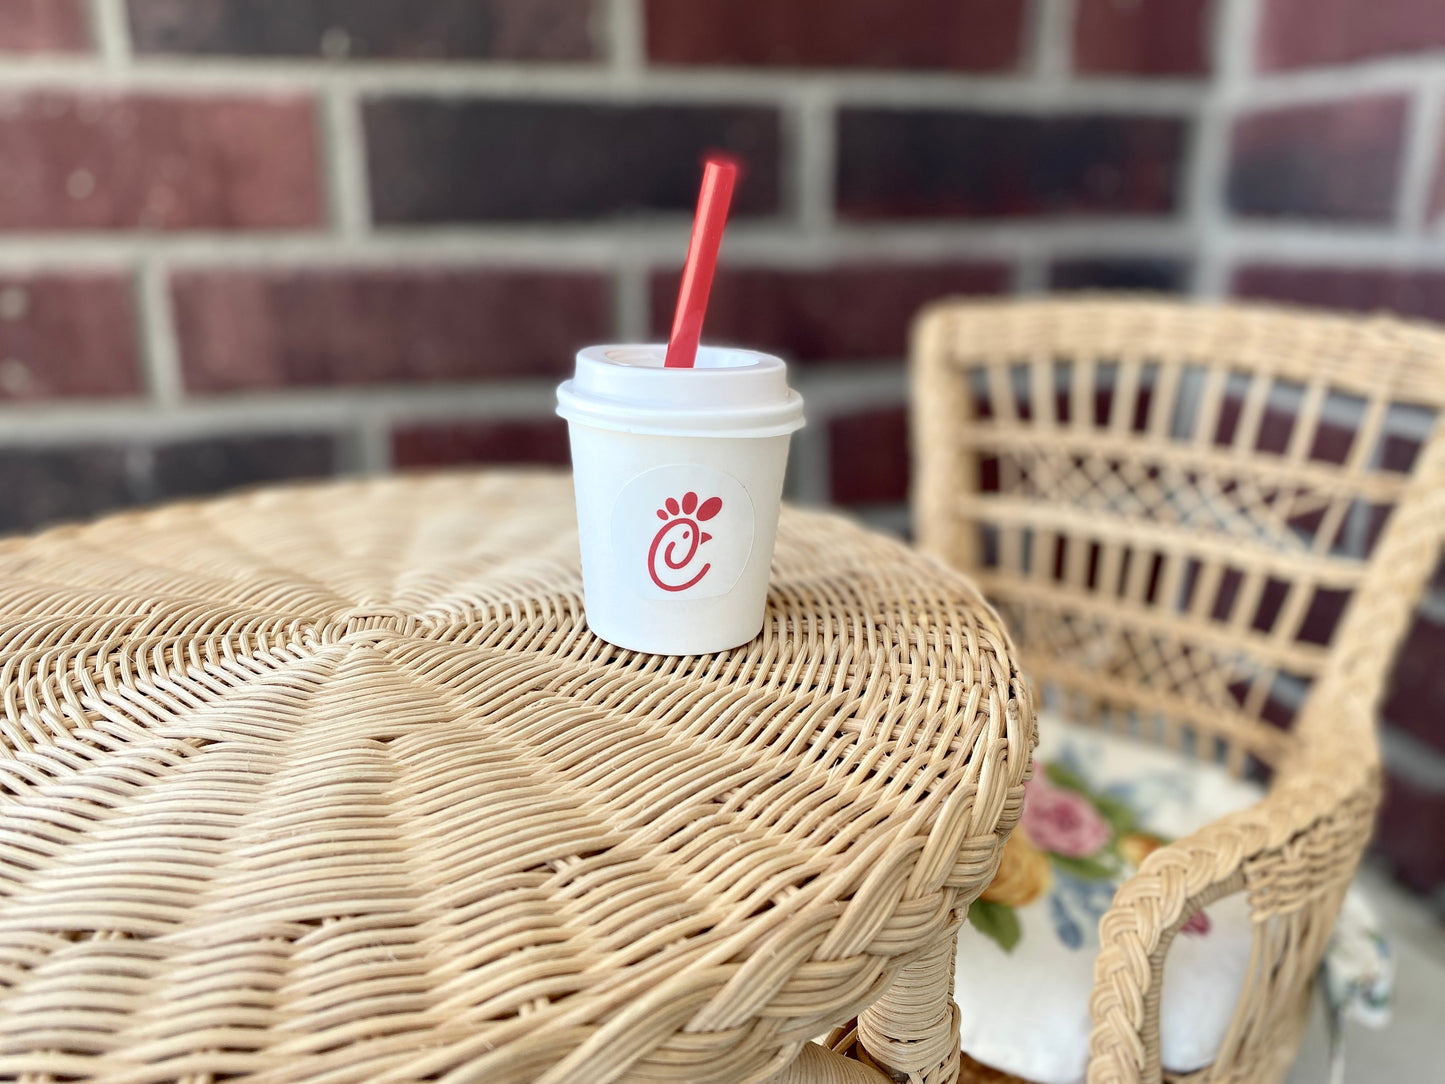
611,465,755,601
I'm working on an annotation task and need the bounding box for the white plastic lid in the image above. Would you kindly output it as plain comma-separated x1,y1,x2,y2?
556,344,806,438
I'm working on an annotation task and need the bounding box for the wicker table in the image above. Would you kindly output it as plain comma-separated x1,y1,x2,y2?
0,470,1032,1084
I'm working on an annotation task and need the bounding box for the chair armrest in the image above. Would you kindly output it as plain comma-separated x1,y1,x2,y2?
764,1041,893,1083
1085,768,1379,1084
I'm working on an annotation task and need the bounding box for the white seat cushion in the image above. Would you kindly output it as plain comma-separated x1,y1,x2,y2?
954,711,1265,1084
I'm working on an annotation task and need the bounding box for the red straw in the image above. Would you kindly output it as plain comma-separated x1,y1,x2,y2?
663,156,739,369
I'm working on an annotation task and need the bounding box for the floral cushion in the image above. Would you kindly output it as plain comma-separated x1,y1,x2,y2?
955,714,1392,1083
953,713,1267,1084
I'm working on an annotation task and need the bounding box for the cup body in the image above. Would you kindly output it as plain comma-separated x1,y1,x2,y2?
556,344,805,655
567,424,791,654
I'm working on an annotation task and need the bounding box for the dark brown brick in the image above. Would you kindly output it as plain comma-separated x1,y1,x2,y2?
393,417,571,469
1374,767,1445,893
365,99,780,224
644,0,1024,71
173,268,611,393
1073,0,1212,76
1382,612,1445,756
0,446,134,535
152,434,336,500
1048,258,1188,292
127,0,595,61
836,110,1186,219
0,0,89,52
1295,586,1352,646
1228,97,1406,223
0,434,335,535
649,262,1007,365
1232,266,1445,323
1257,0,1445,70
0,274,142,400
0,92,321,231
829,406,909,506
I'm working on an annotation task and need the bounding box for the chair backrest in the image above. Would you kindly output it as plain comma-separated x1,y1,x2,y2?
911,298,1445,779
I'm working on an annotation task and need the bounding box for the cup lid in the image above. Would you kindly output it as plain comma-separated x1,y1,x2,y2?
556,344,805,438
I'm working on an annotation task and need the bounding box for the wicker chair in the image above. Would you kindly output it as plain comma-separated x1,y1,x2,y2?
909,297,1445,1084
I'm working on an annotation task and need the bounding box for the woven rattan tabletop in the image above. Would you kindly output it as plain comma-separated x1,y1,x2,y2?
0,469,1032,1084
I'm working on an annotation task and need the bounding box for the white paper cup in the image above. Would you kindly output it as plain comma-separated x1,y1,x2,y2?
556,344,805,654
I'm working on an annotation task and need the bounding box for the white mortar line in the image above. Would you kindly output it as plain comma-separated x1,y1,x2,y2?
349,414,393,475
0,220,1201,266
790,365,907,413
136,258,183,406
1184,2,1234,297
1230,52,1445,109
1014,254,1049,294
87,0,131,67
1216,226,1445,266
342,383,563,424
1397,72,1445,234
0,249,135,272
1031,0,1074,86
0,381,564,443
852,505,913,535
613,255,649,341
792,84,836,236
767,76,1204,112
786,425,831,507
10,219,1445,268
0,232,633,267
1380,725,1445,793
322,86,371,238
1195,0,1262,298
0,56,1206,110
1419,589,1445,626
606,0,645,77
8,47,1435,110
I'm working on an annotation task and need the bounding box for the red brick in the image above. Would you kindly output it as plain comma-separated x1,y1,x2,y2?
128,0,595,60
1073,0,1212,76
829,407,909,506
393,418,571,469
1232,266,1445,323
0,93,321,231
1382,613,1445,756
1257,0,1445,71
0,273,141,400
173,268,611,393
1227,97,1406,223
649,262,1007,365
644,0,1024,71
365,99,780,224
836,110,1186,219
1374,767,1445,893
0,0,88,52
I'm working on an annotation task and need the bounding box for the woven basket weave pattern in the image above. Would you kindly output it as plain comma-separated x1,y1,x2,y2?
912,298,1445,1084
0,471,1031,1084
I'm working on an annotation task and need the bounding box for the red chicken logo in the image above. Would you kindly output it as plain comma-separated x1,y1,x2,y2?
648,491,722,592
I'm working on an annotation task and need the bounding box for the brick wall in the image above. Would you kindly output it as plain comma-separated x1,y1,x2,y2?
1,0,1443,899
